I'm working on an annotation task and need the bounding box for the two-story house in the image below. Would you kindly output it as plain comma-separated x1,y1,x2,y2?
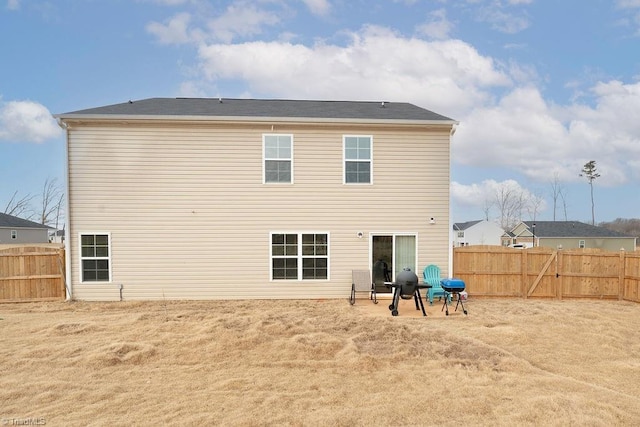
452,220,505,247
55,98,457,301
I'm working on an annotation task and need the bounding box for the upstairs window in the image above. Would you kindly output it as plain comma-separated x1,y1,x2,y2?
344,135,372,184
264,134,293,183
80,233,111,282
11,230,17,239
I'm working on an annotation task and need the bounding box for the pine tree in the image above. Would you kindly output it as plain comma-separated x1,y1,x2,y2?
579,160,600,225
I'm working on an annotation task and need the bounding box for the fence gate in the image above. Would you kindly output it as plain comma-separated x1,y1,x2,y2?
526,251,557,297
0,245,66,302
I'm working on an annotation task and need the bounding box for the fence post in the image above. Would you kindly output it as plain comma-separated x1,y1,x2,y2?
619,248,625,301
521,250,528,298
557,248,563,300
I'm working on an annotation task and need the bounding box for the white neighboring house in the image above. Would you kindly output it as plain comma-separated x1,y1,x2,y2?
452,220,505,247
48,229,65,244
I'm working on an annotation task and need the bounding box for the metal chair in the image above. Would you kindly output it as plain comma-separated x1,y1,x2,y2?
349,270,378,305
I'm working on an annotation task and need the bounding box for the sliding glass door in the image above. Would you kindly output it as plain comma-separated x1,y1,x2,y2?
371,234,417,293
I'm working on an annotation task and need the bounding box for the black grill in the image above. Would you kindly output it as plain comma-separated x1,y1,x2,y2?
395,268,419,299
388,267,427,316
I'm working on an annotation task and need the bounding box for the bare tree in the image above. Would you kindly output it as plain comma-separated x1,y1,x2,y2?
3,191,35,219
599,218,640,240
526,190,545,222
549,172,565,221
3,178,65,228
482,198,494,221
494,184,526,229
38,177,65,227
559,190,569,221
579,160,600,225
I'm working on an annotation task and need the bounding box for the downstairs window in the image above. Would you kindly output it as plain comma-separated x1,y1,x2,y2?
271,233,328,280
80,233,111,282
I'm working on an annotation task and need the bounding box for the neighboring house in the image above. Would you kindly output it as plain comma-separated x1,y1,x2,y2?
55,98,457,301
452,220,505,247
509,221,637,251
48,229,65,244
0,212,51,244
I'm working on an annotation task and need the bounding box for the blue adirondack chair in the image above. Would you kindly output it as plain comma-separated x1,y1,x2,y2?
423,264,451,305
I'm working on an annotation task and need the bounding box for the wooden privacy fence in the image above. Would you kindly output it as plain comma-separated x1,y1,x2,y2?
0,245,66,302
453,246,640,302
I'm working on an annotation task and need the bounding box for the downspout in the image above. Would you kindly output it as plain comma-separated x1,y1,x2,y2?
448,123,458,278
57,117,73,301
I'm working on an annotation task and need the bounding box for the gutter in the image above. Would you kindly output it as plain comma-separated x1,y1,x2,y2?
54,113,459,127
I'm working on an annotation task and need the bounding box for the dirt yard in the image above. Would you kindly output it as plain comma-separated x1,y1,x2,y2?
1,297,639,426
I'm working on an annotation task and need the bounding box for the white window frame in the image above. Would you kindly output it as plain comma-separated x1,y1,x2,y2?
270,232,330,281
578,240,586,248
343,135,372,184
11,230,17,239
79,232,112,283
263,134,293,184
370,232,418,280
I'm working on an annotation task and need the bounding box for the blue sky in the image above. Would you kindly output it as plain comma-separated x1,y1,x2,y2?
1,0,639,227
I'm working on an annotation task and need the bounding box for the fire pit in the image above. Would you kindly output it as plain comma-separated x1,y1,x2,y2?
440,278,467,315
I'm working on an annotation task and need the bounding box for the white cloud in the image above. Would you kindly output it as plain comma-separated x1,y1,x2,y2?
468,0,532,34
206,2,281,43
617,0,640,8
0,100,61,143
451,180,495,208
454,80,640,187
146,1,284,44
146,12,195,44
506,0,534,4
7,0,20,10
454,86,570,169
178,81,208,97
196,25,511,117
416,8,454,40
302,0,331,16
477,7,530,33
451,179,545,218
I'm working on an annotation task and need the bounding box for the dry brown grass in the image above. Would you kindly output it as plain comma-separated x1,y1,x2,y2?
1,297,639,426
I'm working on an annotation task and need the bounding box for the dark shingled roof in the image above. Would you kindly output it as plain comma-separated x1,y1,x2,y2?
453,220,483,231
56,98,456,122
0,213,50,229
521,221,631,238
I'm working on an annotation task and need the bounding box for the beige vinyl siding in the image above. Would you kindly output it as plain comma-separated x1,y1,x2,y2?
67,121,451,300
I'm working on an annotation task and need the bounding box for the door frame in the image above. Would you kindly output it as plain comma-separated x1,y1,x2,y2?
370,232,419,293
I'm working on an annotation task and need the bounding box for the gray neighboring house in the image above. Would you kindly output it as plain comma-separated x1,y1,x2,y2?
509,221,637,251
0,213,51,244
